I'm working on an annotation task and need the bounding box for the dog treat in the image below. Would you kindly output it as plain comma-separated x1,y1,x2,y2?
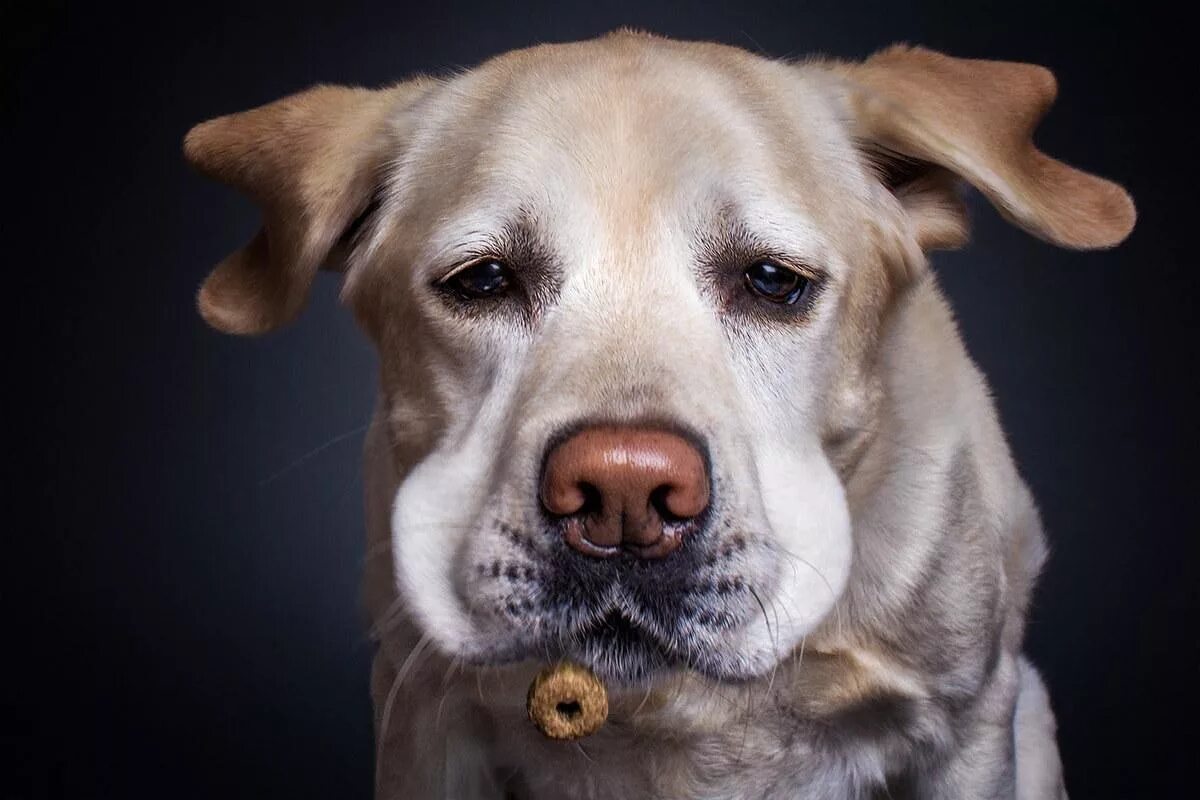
527,662,608,740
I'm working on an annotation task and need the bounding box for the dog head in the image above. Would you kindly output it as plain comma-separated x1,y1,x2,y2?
186,32,1133,685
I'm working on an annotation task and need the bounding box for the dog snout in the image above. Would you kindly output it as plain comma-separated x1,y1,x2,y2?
540,426,709,559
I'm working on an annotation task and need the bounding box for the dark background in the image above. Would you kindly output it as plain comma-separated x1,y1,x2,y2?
6,1,1195,797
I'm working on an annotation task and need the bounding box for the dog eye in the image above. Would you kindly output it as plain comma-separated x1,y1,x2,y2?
743,262,811,305
445,260,512,299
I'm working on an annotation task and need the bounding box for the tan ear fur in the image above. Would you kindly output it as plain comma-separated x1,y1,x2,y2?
894,167,971,251
184,80,435,334
839,45,1136,250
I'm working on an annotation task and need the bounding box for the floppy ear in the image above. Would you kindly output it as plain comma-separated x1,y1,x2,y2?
184,80,435,334
836,45,1135,251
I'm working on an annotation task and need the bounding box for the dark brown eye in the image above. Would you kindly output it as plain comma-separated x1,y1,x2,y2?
743,261,811,304
446,260,512,299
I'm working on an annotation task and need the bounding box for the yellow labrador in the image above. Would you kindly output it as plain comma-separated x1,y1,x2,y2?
185,31,1133,800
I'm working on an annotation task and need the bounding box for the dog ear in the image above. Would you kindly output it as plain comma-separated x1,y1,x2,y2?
836,45,1135,252
184,80,435,334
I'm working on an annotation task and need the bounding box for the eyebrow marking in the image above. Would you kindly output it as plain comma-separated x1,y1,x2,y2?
691,201,829,326
694,203,827,283
431,210,558,279
425,207,563,325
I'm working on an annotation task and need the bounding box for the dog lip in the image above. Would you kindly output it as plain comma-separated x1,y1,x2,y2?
576,610,656,645
564,612,761,685
459,609,766,686
570,611,671,684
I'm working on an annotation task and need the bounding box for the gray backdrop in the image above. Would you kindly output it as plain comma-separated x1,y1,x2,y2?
8,1,1194,797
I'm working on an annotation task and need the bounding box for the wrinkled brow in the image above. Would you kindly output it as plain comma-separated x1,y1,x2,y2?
693,202,829,282
423,209,559,278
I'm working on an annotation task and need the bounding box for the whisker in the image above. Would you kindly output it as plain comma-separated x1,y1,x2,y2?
475,664,487,706
631,682,655,718
793,634,807,674
737,675,754,765
375,634,434,790
574,741,596,764
368,597,412,641
774,544,846,638
748,585,777,653
435,656,465,728
259,424,370,486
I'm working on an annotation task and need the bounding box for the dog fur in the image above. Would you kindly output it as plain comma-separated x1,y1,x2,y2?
186,31,1134,799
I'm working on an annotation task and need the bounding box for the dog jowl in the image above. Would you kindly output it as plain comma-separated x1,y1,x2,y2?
186,31,1133,800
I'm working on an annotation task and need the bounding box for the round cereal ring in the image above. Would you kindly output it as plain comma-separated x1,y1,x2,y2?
527,662,608,740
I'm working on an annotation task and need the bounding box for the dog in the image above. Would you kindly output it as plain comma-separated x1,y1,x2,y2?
185,30,1134,799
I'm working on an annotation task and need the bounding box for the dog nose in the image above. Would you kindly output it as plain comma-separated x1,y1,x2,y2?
540,426,709,558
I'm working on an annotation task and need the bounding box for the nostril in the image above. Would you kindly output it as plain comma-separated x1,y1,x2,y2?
649,484,686,522
651,481,709,522
576,482,603,517
541,480,603,518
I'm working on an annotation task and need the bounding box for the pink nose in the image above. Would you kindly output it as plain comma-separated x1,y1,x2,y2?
540,426,709,559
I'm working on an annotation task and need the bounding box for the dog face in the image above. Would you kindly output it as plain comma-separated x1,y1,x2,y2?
358,38,877,684
186,33,1133,686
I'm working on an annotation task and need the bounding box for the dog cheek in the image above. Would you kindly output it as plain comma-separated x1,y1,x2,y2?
389,453,487,654
748,440,853,658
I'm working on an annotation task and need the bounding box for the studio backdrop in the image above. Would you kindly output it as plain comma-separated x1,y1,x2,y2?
8,1,1194,798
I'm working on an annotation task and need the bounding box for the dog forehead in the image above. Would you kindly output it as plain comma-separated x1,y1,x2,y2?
388,33,864,267
470,35,774,170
